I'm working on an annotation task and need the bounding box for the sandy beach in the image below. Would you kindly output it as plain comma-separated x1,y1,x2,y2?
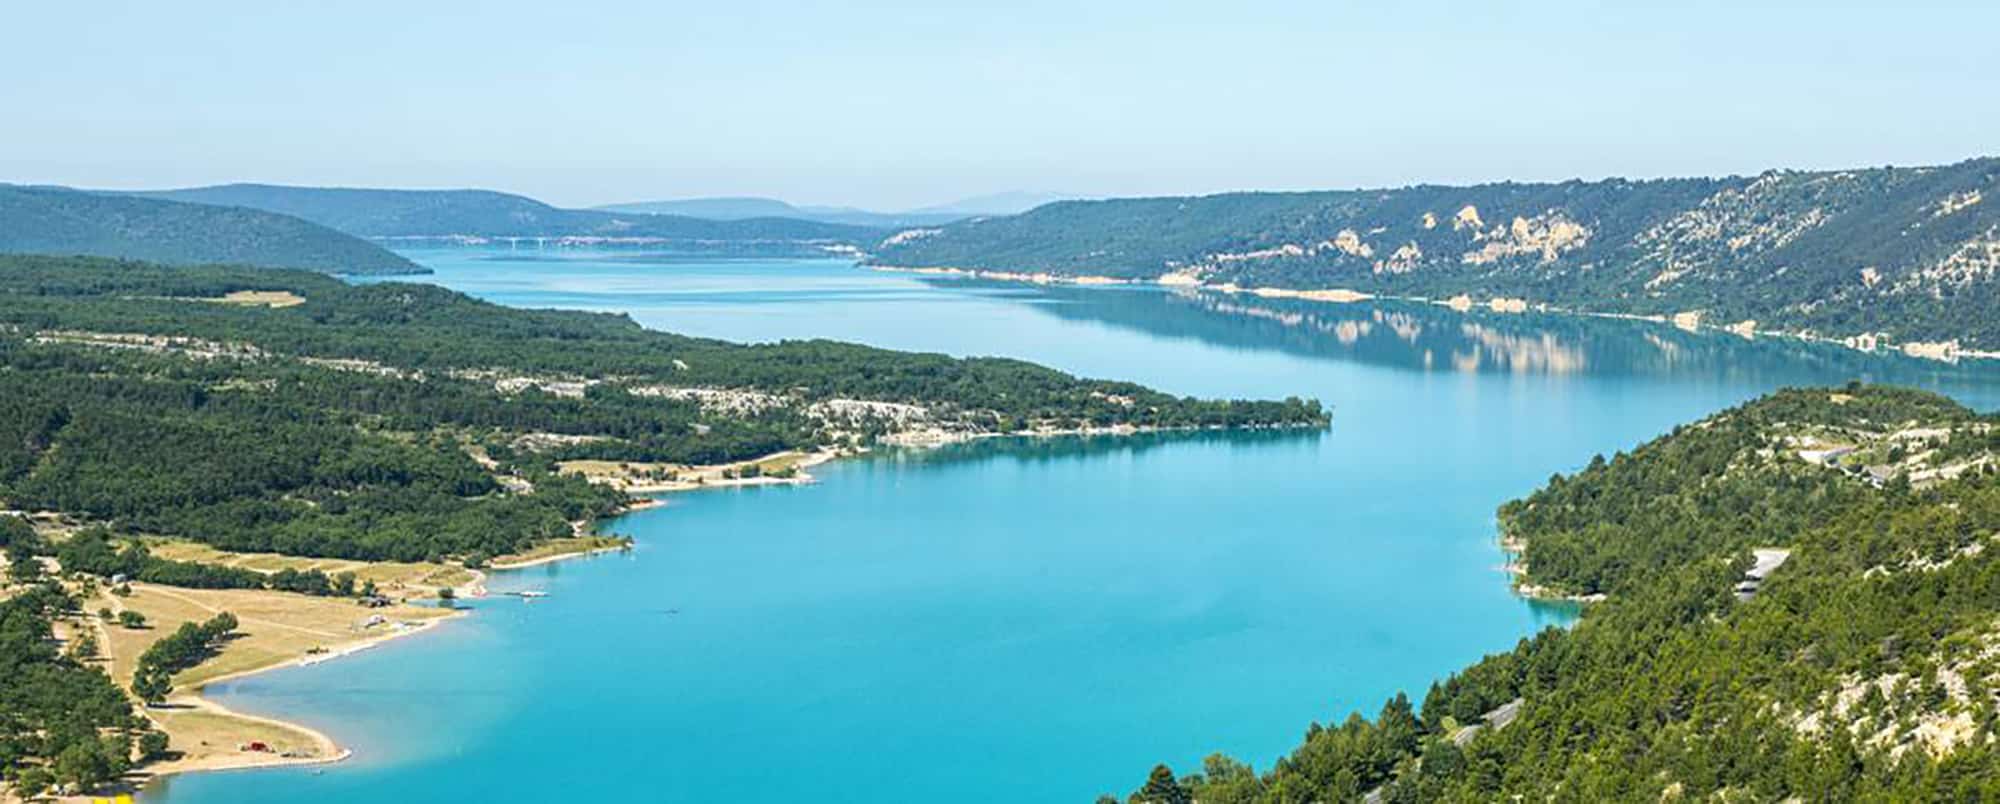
72,480,723,798
487,537,637,571
72,426,1320,799
56,583,464,801
557,448,842,494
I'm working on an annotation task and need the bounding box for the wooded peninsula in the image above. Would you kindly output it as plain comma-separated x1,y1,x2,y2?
0,253,1323,799
1115,385,2000,802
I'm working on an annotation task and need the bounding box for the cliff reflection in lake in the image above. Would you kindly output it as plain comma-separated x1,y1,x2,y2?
945,278,2000,399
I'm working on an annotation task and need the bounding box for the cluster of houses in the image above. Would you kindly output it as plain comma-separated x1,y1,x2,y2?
1794,426,1990,492
1796,445,1900,489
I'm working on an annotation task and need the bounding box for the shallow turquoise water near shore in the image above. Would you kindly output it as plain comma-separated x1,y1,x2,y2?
150,248,2000,802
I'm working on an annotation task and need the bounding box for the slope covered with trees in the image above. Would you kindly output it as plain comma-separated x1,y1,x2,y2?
0,570,155,796
1119,386,2000,802
134,184,883,249
874,157,2000,349
0,185,423,275
0,254,1323,563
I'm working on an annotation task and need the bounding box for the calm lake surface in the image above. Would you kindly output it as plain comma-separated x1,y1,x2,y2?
151,248,2000,802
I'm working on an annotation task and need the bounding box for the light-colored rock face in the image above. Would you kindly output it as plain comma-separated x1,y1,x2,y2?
1374,242,1423,274
1635,172,1844,284
1934,189,1983,218
1452,205,1484,231
881,228,940,247
1208,243,1308,263
492,376,593,398
809,398,932,426
1461,211,1591,265
1896,225,2000,293
628,384,789,415
1643,267,1687,290
1798,628,2000,760
1329,229,1374,258
1197,230,1383,271
1421,211,1438,229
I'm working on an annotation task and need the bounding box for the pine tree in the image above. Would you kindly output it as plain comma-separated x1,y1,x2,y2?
1134,764,1190,804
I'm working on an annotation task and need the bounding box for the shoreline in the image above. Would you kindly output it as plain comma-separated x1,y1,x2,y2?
116,425,1327,797
105,610,460,798
111,450,841,795
561,419,1329,496
875,420,1321,449
135,698,353,785
599,449,844,494
1496,532,1607,605
865,264,2000,365
485,542,633,572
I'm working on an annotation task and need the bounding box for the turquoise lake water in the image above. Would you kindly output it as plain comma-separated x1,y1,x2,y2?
149,248,2000,802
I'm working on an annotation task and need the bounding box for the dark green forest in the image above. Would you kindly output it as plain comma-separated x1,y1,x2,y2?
0,255,1323,431
0,573,155,796
1120,386,2000,802
1504,386,1978,596
0,254,1321,563
0,343,625,562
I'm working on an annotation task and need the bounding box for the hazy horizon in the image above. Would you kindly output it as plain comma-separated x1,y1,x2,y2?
23,147,2000,216
6,0,1995,210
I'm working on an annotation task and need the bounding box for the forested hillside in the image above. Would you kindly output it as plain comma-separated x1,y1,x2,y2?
0,185,421,275
1118,386,2000,802
0,572,154,795
134,184,882,250
874,158,2000,350
0,255,1323,564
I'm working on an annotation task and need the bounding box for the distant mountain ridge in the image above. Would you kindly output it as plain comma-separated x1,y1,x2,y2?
594,190,1078,227
0,185,423,275
596,196,818,220
593,196,964,228
907,190,1074,216
870,158,2000,351
132,184,882,252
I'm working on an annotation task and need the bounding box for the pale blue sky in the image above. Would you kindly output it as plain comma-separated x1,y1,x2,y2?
4,0,1994,210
